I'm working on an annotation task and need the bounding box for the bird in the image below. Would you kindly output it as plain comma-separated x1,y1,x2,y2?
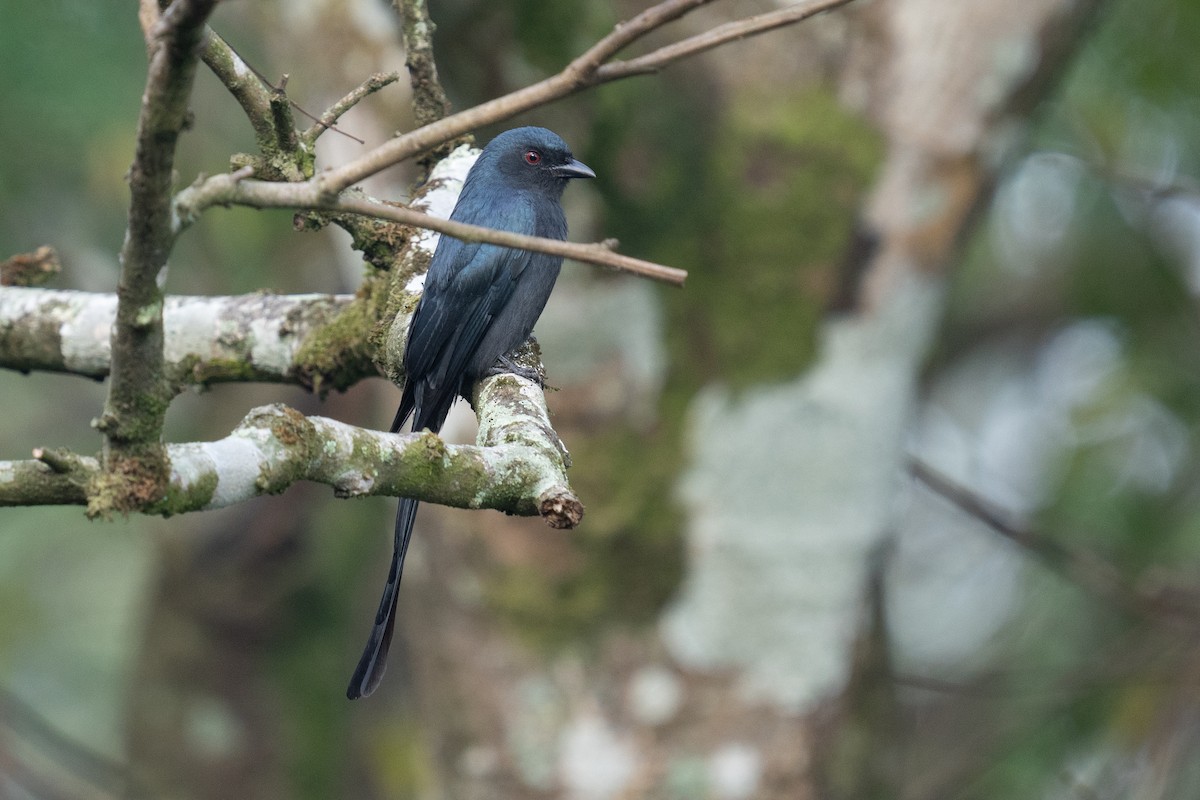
346,126,595,699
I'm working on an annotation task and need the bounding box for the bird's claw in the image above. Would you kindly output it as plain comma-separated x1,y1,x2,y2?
485,353,546,387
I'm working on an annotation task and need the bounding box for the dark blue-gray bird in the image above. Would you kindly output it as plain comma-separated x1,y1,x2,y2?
347,127,595,699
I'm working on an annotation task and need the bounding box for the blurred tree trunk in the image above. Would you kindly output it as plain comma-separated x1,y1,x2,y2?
389,2,1105,799
120,1,413,797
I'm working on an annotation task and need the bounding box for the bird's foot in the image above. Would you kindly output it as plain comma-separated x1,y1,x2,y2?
484,353,546,387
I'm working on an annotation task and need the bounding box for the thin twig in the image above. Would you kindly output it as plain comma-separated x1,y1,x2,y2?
596,0,853,80
909,458,1200,625
0,686,139,798
301,72,401,146
174,171,685,285
336,196,689,285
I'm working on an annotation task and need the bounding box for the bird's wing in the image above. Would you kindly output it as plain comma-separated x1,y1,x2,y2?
402,241,533,428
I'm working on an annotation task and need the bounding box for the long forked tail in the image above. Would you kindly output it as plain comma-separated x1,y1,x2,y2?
346,496,420,699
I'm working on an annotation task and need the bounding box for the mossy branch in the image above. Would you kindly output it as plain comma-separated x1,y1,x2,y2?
0,287,365,390
1,395,581,527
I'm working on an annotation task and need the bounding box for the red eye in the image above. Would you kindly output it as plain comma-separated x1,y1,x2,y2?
523,149,541,165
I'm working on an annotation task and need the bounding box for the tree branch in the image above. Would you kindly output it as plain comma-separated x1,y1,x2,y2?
201,27,285,158
173,158,689,285
103,0,219,476
909,458,1200,625
0,287,361,387
179,0,858,278
336,193,689,286
300,72,402,147
397,0,451,128
2,389,581,526
595,0,854,80
0,455,94,507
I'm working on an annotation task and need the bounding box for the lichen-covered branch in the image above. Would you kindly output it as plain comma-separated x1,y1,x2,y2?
0,396,580,527
0,454,95,507
0,287,363,388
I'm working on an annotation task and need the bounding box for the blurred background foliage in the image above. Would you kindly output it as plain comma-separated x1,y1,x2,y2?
2,0,1200,797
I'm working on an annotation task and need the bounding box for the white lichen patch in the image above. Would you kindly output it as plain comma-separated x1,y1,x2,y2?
627,665,683,726
247,312,296,375
408,143,479,270
559,712,638,800
61,293,117,373
663,276,943,710
172,437,265,509
163,296,228,364
708,744,762,800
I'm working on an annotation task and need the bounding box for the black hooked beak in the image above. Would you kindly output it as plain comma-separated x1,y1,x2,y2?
555,158,596,180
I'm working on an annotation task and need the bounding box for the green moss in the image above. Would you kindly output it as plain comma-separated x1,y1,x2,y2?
152,468,218,517
294,277,389,395
592,80,881,391
86,446,169,518
169,353,264,388
673,86,883,389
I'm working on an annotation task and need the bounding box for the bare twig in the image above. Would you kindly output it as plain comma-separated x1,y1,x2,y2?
336,195,689,285
301,72,401,146
596,0,854,80
172,167,688,285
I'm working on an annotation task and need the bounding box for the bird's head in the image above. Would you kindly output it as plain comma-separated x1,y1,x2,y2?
479,126,595,195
